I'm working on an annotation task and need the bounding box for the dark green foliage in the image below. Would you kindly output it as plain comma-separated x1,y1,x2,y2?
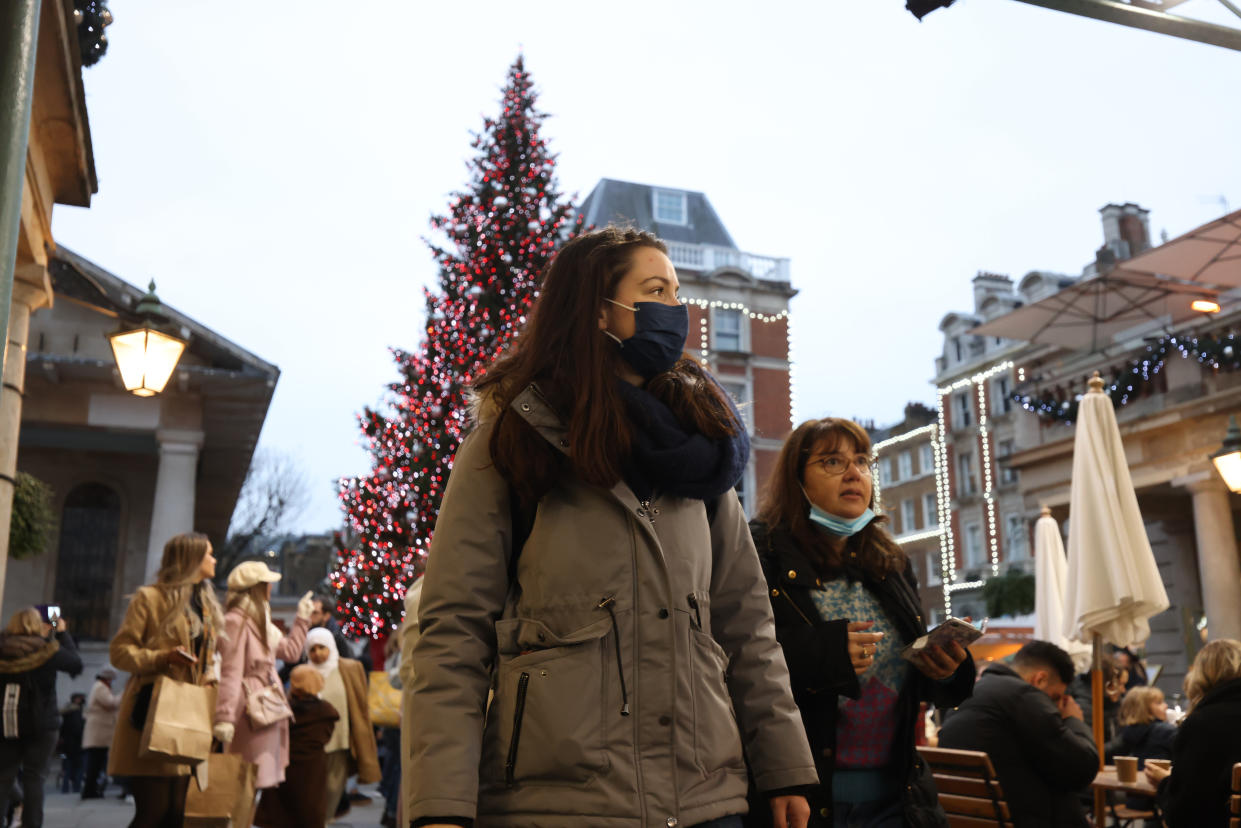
9,473,54,560
982,569,1036,618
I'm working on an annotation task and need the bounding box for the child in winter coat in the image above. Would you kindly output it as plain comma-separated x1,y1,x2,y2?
254,665,340,828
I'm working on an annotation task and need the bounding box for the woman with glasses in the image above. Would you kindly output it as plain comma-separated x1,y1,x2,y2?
745,418,975,828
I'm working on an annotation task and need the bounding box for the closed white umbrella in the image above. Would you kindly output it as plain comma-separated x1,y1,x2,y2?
1033,507,1091,674
1063,374,1170,647
1062,371,1170,826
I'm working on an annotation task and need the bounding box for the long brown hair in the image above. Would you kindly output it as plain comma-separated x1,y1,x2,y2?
475,227,740,505
1184,638,1241,709
756,417,907,579
225,583,272,649
153,533,224,641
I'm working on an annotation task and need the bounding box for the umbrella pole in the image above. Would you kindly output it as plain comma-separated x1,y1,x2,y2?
1092,633,1106,826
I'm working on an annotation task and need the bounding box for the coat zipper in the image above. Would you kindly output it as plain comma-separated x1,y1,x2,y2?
504,671,530,787
597,596,630,716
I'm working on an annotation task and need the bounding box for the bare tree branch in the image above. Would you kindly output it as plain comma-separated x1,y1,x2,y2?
214,448,312,584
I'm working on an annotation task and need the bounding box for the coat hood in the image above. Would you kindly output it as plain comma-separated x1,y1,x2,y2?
0,633,59,674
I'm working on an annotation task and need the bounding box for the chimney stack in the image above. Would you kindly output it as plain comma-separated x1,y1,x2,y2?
1098,203,1151,263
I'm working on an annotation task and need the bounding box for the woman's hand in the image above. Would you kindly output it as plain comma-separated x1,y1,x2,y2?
769,794,811,828
212,722,234,744
911,641,968,681
296,590,316,621
847,620,884,675
1145,763,1171,784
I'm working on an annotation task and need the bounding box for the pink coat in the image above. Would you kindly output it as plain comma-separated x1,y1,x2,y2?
215,610,310,789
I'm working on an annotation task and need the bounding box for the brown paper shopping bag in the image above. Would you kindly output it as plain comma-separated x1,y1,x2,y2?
185,752,258,828
138,676,216,764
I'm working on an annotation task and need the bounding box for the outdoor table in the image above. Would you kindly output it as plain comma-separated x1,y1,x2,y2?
1091,765,1160,797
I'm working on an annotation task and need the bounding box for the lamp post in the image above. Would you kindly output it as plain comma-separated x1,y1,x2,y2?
107,280,187,396
1211,415,1241,493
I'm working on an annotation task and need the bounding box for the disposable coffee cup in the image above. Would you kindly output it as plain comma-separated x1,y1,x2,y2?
1115,755,1138,783
1147,759,1171,772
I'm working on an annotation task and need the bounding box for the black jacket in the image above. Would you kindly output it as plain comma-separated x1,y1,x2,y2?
937,662,1098,828
1157,677,1241,828
1113,720,1175,767
0,631,83,735
745,521,974,828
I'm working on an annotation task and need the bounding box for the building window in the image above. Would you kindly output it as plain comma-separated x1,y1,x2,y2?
953,337,963,362
924,493,938,527
955,392,972,428
713,308,744,352
927,550,942,585
719,379,752,433
998,439,1017,485
964,523,984,569
653,189,687,225
920,443,934,476
898,450,913,481
902,499,917,533
55,483,122,640
957,451,976,496
878,457,892,487
1006,513,1028,561
994,376,1012,414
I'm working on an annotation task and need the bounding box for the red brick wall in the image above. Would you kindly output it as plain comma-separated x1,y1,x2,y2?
751,317,788,361
753,367,791,440
686,304,707,358
753,448,778,506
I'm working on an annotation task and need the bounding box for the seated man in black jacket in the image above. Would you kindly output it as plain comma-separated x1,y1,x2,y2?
938,641,1098,828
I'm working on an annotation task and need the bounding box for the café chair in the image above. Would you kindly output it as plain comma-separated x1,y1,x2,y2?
1229,761,1240,828
916,745,1011,827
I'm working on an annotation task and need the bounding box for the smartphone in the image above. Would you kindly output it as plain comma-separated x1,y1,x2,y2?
47,606,60,623
175,647,199,664
900,616,987,662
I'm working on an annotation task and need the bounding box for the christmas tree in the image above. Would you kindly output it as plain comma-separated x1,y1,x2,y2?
330,56,581,638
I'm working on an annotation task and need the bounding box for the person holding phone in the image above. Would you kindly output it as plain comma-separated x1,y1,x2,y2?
407,228,816,828
109,532,222,828
0,606,82,826
747,418,975,828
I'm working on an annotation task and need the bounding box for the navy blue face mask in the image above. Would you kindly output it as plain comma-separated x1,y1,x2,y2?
604,299,689,380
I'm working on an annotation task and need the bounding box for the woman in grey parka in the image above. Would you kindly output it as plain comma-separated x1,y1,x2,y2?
406,227,818,828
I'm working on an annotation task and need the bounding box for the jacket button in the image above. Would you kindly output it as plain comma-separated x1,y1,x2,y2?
520,402,531,412
659,715,671,726
559,438,568,447
787,569,797,579
666,819,679,827
770,588,779,597
658,608,669,619
819,807,830,818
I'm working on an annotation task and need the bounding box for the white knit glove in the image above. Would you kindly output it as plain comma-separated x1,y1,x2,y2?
296,590,315,621
213,722,234,744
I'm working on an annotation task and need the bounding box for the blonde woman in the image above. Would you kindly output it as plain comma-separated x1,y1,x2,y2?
109,532,221,828
213,562,313,791
1147,639,1241,827
0,607,82,827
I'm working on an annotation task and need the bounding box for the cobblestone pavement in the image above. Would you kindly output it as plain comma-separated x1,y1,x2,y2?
32,781,389,828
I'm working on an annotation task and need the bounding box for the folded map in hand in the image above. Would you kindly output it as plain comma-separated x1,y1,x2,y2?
900,616,987,663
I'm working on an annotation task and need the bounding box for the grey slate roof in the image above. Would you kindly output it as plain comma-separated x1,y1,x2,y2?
579,178,738,249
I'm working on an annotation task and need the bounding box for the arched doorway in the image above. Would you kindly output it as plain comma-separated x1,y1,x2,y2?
53,483,121,640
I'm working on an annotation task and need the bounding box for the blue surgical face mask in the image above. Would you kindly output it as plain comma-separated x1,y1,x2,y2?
804,488,876,536
603,299,689,380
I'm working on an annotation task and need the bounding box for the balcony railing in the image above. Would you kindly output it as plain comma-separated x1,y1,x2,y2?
665,241,790,282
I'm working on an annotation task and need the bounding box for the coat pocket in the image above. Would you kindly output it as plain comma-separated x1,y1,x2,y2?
688,626,745,777
482,617,612,788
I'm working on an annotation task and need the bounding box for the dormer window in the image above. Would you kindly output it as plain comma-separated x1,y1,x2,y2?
653,190,687,225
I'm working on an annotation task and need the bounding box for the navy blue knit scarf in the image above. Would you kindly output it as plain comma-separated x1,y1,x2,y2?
614,377,750,502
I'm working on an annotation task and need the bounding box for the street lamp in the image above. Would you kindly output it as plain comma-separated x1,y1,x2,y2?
106,280,187,397
1211,415,1241,493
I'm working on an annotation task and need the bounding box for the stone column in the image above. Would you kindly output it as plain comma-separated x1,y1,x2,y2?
144,429,204,583
0,283,42,614
1181,474,1241,642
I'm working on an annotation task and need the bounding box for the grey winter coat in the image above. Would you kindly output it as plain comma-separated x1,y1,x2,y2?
406,386,818,827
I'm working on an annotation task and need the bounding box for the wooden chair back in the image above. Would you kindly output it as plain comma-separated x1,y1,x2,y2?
917,746,1011,828
1229,762,1240,828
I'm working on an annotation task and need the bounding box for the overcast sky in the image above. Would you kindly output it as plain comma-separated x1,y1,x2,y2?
52,0,1241,534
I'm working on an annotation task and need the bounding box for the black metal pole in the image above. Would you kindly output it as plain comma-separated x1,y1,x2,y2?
0,0,43,365
1012,0,1241,51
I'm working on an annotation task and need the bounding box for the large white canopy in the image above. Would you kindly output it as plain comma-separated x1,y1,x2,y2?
1034,509,1092,673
